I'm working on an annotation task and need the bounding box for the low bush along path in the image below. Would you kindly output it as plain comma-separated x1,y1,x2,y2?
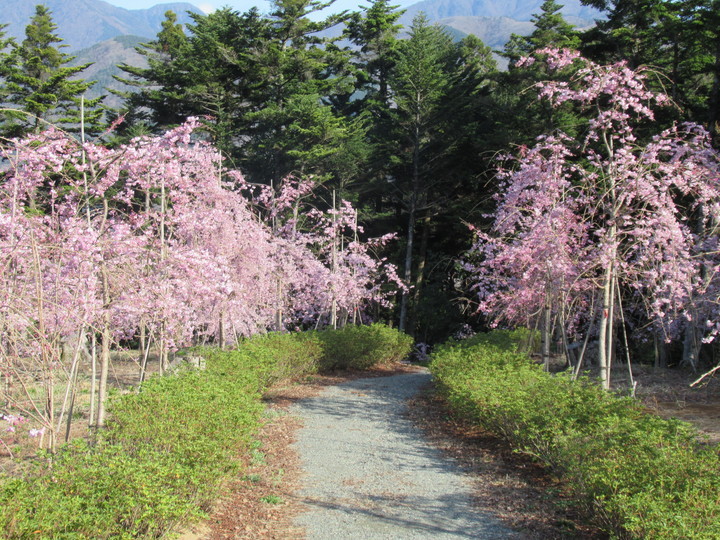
192,364,602,539
289,366,518,539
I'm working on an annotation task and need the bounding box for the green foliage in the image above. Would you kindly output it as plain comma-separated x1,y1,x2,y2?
316,323,413,370
0,441,204,538
578,0,719,135
430,330,720,539
0,325,408,537
2,5,103,138
503,0,579,65
117,3,357,181
219,331,324,385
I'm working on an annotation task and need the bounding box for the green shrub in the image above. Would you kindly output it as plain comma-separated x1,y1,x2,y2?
0,441,204,538
316,323,413,370
237,331,323,384
0,325,408,538
430,330,720,539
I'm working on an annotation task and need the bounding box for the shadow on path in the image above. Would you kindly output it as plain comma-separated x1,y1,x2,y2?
291,370,523,539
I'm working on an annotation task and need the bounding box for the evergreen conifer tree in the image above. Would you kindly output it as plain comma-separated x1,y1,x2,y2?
114,10,192,132
504,0,579,65
0,25,16,105
2,5,102,138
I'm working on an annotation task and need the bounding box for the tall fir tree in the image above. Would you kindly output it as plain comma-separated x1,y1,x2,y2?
697,0,720,141
344,0,404,112
2,5,102,138
493,2,585,150
117,3,360,183
385,14,496,335
579,0,674,68
0,25,16,106
504,0,580,65
241,0,358,184
114,10,192,133
339,1,405,219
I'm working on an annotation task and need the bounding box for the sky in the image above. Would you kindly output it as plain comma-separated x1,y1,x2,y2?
104,0,418,17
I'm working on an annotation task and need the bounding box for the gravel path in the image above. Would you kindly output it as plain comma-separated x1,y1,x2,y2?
291,368,520,539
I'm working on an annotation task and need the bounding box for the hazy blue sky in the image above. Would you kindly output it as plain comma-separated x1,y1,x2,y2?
104,0,417,16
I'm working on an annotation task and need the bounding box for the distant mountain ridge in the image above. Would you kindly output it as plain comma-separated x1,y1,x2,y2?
0,0,200,52
0,0,604,109
402,0,600,23
435,16,535,50
69,35,149,109
400,0,601,50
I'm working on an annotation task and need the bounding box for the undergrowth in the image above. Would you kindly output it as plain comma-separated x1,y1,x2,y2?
0,324,411,538
430,329,720,539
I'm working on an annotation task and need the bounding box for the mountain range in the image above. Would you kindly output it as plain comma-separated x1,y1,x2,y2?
402,0,598,22
0,0,602,108
0,0,200,52
397,0,599,51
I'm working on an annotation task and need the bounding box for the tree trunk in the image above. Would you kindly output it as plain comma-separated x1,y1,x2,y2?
31,232,55,451
708,39,720,141
96,256,112,428
275,278,284,331
219,313,226,349
139,322,146,359
654,334,668,369
399,119,422,333
408,215,430,338
139,330,151,384
89,333,97,426
331,190,338,329
682,324,699,372
158,180,169,373
598,264,614,390
399,200,415,333
542,298,552,372
96,312,111,428
159,322,168,374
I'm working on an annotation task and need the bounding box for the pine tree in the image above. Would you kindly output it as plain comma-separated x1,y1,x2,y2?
580,0,673,68
241,0,357,184
117,3,358,180
0,25,16,104
386,14,490,333
495,2,585,149
2,5,102,138
344,0,404,112
114,10,192,132
340,1,404,209
694,0,720,141
504,0,579,66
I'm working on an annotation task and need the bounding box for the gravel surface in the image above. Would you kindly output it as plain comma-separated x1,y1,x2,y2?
291,368,521,539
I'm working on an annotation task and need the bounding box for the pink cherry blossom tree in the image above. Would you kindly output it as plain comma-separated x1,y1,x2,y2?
467,49,720,389
240,175,404,329
1,118,405,449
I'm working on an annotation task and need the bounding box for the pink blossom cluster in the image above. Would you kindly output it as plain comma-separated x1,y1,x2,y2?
467,49,720,344
0,119,403,367
240,175,404,324
1,414,26,433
